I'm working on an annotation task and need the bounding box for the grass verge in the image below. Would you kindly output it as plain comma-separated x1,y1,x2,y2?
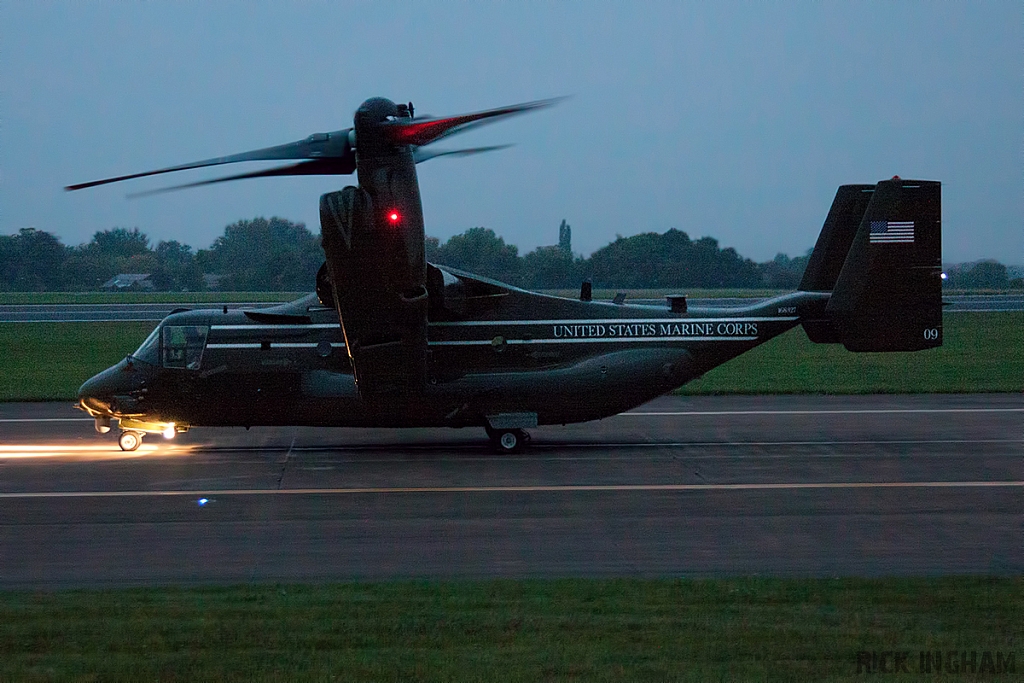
1,577,1019,681
1,322,156,401
678,312,1023,394
2,313,1020,401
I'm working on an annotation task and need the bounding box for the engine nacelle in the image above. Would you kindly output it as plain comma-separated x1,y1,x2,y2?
320,186,428,398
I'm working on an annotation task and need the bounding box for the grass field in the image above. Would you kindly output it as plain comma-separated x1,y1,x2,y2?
678,311,1023,395
1,313,1021,401
2,321,156,401
1,577,1018,681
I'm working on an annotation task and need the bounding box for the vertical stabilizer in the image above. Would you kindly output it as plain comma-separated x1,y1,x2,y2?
825,178,943,351
799,185,875,292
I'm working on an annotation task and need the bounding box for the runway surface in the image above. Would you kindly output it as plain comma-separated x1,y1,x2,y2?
2,294,1020,322
0,394,1021,588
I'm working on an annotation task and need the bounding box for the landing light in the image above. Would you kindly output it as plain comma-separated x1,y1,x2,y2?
163,424,176,440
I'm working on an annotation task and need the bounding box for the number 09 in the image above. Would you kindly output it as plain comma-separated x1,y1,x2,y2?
923,328,939,340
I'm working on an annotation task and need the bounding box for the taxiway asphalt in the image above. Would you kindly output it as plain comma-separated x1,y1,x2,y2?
0,394,1020,588
0,302,279,323
1,294,1021,322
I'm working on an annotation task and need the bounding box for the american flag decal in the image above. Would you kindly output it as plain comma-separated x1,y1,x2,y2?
869,220,915,244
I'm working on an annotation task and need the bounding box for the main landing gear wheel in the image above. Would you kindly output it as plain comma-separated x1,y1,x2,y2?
488,428,531,453
118,431,143,452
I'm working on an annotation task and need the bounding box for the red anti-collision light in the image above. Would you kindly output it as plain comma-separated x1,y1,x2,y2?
388,211,400,223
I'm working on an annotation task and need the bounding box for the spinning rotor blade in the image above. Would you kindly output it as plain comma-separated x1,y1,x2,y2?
412,144,512,164
382,97,563,147
66,129,354,191
125,158,356,198
67,97,562,193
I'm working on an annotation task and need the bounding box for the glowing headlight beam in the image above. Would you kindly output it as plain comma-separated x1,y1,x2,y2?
0,443,195,460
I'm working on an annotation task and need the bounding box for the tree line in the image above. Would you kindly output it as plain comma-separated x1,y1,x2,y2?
942,260,1023,290
0,219,322,292
424,226,806,290
2,219,1019,291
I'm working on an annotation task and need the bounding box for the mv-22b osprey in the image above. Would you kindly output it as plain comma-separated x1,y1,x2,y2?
69,97,943,452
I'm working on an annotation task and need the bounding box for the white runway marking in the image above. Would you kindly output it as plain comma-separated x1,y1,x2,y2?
3,406,1022,424
626,408,1024,416
1,480,1022,499
277,438,1024,455
0,418,93,423
1,439,1018,458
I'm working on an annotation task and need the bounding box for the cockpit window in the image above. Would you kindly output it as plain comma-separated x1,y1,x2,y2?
133,325,162,365
162,325,209,370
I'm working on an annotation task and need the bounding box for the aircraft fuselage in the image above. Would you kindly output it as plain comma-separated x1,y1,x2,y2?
77,276,829,433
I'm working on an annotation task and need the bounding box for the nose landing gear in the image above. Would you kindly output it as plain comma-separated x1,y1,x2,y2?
118,430,143,452
486,427,531,453
111,419,182,450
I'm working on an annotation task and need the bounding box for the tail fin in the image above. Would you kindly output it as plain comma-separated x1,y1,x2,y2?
801,178,943,352
799,184,875,292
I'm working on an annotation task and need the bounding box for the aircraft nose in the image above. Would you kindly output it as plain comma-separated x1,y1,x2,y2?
77,370,115,413
77,358,143,414
78,380,110,412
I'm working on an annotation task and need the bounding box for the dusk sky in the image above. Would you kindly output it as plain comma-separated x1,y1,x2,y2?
2,2,1020,264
